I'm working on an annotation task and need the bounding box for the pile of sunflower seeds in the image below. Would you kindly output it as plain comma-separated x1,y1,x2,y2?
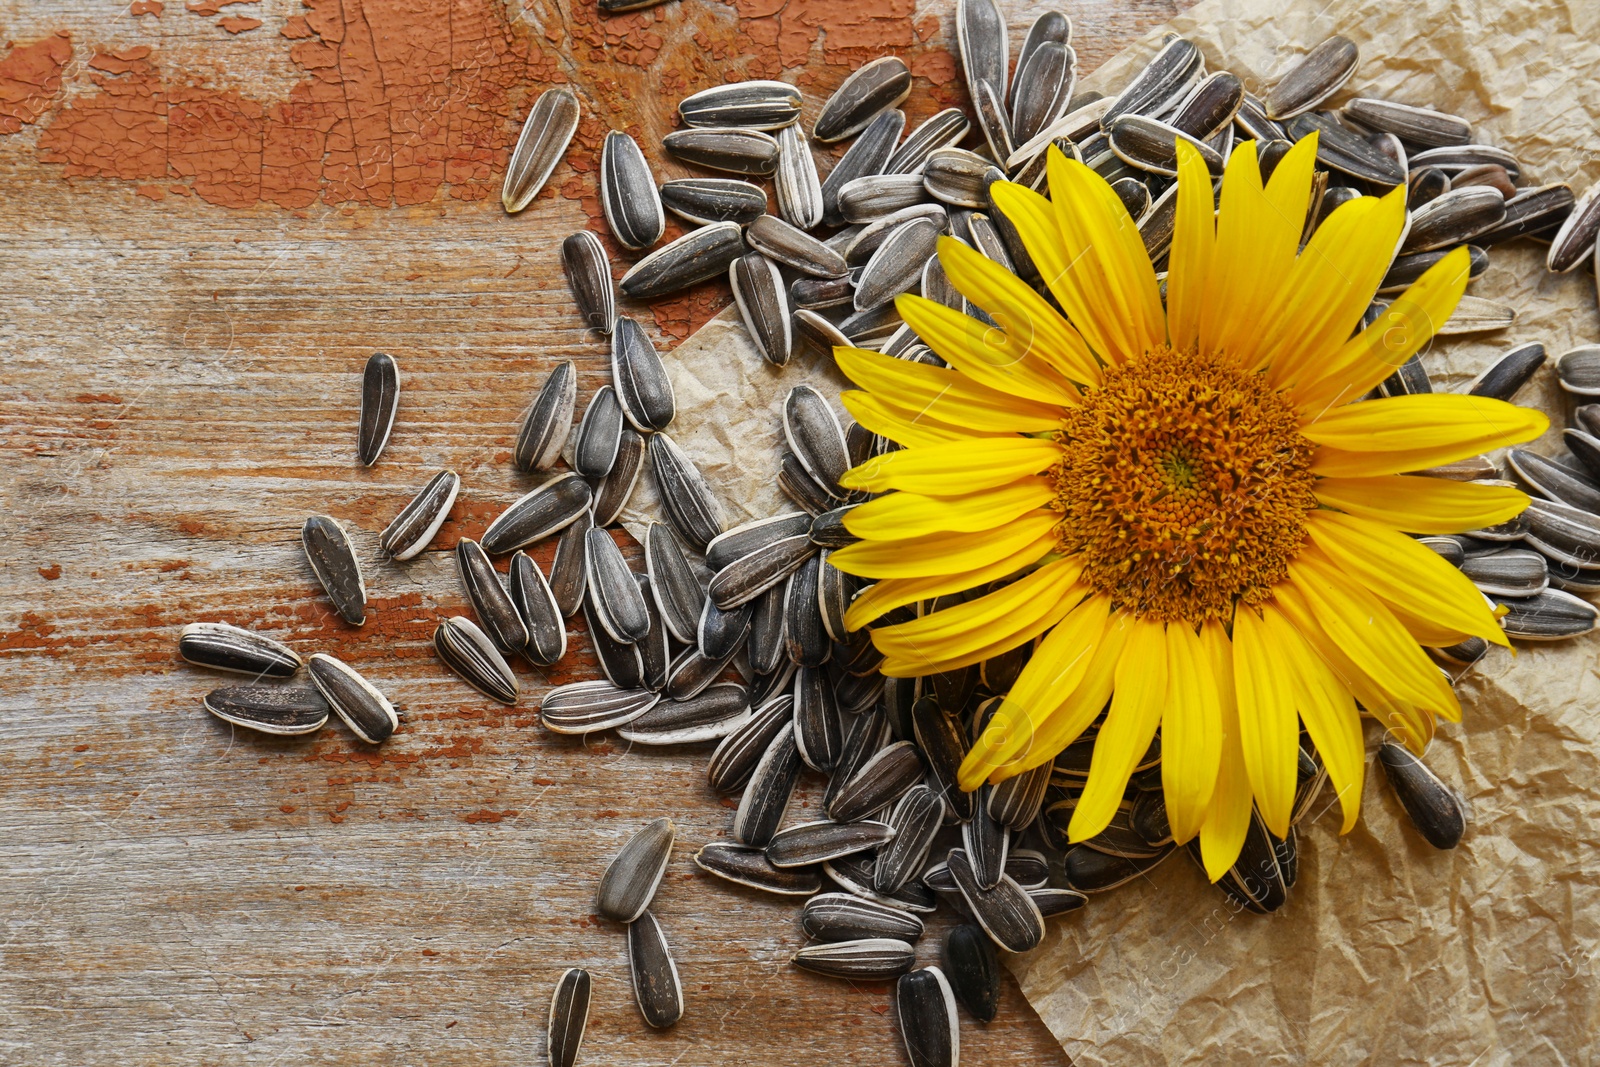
172,2,1600,1062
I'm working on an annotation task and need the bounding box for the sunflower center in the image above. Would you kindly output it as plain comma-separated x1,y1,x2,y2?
1051,345,1318,624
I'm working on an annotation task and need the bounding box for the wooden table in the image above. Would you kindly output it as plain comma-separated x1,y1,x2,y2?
0,0,1190,1061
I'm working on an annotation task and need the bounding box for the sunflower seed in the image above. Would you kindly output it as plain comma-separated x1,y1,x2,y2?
608,317,675,435
707,694,793,793
1108,114,1225,177
1377,741,1466,849
546,967,591,1067
802,892,924,942
813,555,852,646
986,763,1050,832
956,0,1008,110
838,174,931,224
1566,428,1600,482
540,679,657,734
1342,96,1470,146
1107,176,1153,221
887,109,973,175
784,555,831,667
1013,10,1073,93
793,276,855,313
784,385,850,494
506,552,565,668
1376,352,1432,398
729,252,793,367
793,664,843,771
1437,295,1516,335
301,515,366,626
827,853,938,913
698,596,754,661
580,528,647,645
744,217,847,280
662,127,780,176
767,819,895,868
514,361,577,474
483,473,593,555
680,80,801,131
1509,448,1600,514
658,179,766,228
306,652,397,744
1062,842,1172,892
1547,562,1600,595
180,622,302,678
793,308,853,361
1556,344,1600,397
1232,92,1287,142
1452,163,1516,199
663,641,736,701
559,231,614,335
596,817,676,923
824,707,890,812
804,506,857,551
738,587,784,679
1378,245,1489,294
591,429,645,529
627,910,683,1029
642,523,707,644
1476,183,1575,246
1406,166,1452,210
1286,113,1404,186
709,535,816,612
1401,187,1507,254
695,841,822,895
1462,549,1548,597
1496,587,1600,640
202,684,328,735
780,453,838,516
913,697,975,821
1265,36,1358,120
502,87,580,213
585,594,645,690
457,538,530,654
630,575,669,692
599,131,664,252
1129,788,1173,846
921,148,990,210
353,351,402,467
1103,37,1204,127
649,433,725,551
734,721,803,847
1082,805,1165,860
1225,811,1288,912
1419,536,1468,567
773,125,824,230
1407,144,1522,181
828,741,925,823
846,203,948,265
549,508,591,618
944,848,1043,953
380,469,460,561
854,218,942,311
1009,42,1075,147
1168,71,1244,142
819,110,906,227
433,615,519,705
814,57,911,144
793,938,916,980
1135,181,1180,261
970,79,1014,165
619,222,747,300
942,924,999,1025
962,794,1010,890
895,967,959,1067
569,386,623,480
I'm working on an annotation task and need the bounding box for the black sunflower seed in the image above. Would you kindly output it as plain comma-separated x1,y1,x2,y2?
357,352,399,466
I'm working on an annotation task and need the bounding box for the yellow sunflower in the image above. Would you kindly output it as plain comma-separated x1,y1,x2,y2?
827,134,1549,879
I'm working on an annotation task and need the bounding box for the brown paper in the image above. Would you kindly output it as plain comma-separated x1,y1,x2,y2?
624,0,1600,1060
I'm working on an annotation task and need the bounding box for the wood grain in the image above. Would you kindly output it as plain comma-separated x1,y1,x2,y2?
0,0,1191,1062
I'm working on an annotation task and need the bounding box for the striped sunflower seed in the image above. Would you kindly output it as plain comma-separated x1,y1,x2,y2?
1410,143,1523,181
1378,245,1489,294
828,741,925,823
1062,842,1172,892
776,125,824,231
179,622,301,678
644,522,708,644
972,79,1014,165
820,108,906,227
546,968,591,1067
1265,35,1358,120
943,923,999,1023
306,652,397,744
1102,37,1203,127
1232,91,1287,142
747,583,789,677
662,127,780,176
584,593,645,690
838,173,931,224
561,232,614,334
945,848,1044,953
697,596,754,661
809,505,859,549
987,762,1050,831
1401,187,1507,254
584,527,650,644
1508,447,1600,514
784,555,831,666
707,694,793,793
1477,183,1575,246
600,131,664,251
633,574,670,691
1438,295,1517,335
784,385,850,493
845,203,948,265
793,307,853,361
482,473,593,555
649,434,726,551
572,385,625,480
679,80,801,131
659,177,767,226
694,841,822,896
823,707,890,812
611,316,675,434
886,108,973,175
664,641,735,701
1013,11,1073,98
767,819,895,868
514,361,578,474
628,910,683,1029
922,148,991,209
793,938,916,980
434,615,519,705
874,783,946,894
591,428,645,528
1109,114,1223,177
457,538,531,654
1378,742,1466,849
709,531,816,611
826,853,938,913
502,87,580,214
792,275,856,311
897,968,960,1067
548,507,591,618
955,0,1008,110
793,663,843,771
1408,166,1452,210
381,469,460,560
597,817,676,923
1110,176,1153,220
963,792,1010,889
1462,549,1548,597
1495,588,1600,641
619,222,746,300
509,551,566,667
1557,344,1600,396
1566,427,1600,480
802,892,925,943
357,352,399,466
856,218,942,310
779,453,838,517
1288,113,1406,186
815,57,911,143
747,215,849,279
730,252,793,367
202,684,328,735
301,515,366,626
540,679,657,735
1009,41,1075,147
734,721,803,847
1169,70,1245,141
1344,96,1470,146
1453,162,1516,199
913,697,975,820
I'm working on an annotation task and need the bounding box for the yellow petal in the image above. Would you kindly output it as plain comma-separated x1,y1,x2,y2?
1302,393,1549,456
1161,622,1221,845
1314,474,1531,534
928,237,1101,386
827,510,1060,579
842,533,1059,630
840,390,1006,447
1261,187,1407,388
960,593,1112,786
1307,510,1509,647
1165,139,1216,351
1294,247,1471,412
1046,149,1166,362
873,559,1086,674
1068,615,1167,841
844,478,1056,541
1271,597,1366,834
894,292,1081,406
840,437,1061,494
834,346,1065,432
1007,606,1132,776
1198,618,1251,881
1232,604,1301,837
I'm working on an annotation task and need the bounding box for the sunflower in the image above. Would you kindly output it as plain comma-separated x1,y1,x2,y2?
826,134,1549,879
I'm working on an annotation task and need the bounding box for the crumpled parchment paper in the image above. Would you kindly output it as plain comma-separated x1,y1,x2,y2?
622,0,1600,1061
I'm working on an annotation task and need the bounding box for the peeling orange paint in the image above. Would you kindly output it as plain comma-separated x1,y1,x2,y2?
0,31,72,135
218,16,264,33
130,1,166,15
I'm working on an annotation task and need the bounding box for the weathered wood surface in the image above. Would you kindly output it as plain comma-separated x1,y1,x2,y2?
0,0,1189,1062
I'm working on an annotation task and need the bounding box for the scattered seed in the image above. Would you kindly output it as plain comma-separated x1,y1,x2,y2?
793,938,916,980
679,80,802,131
775,125,824,231
600,131,664,251
802,892,925,942
1378,742,1466,849
896,967,960,1067
886,108,973,175
591,427,645,527
730,252,794,367
301,515,366,626
548,507,592,618
648,433,726,552
573,385,625,480
627,910,683,1029
457,538,531,654
694,840,822,895
747,215,849,279
179,621,302,678
561,231,615,334
306,652,397,744
733,721,803,847
546,967,592,1067
202,684,328,735
767,819,895,868
620,222,747,300
1265,35,1358,120
585,527,651,643
502,87,581,214
482,473,593,554
515,361,579,474
540,679,657,734
662,128,781,176
659,177,768,226
434,615,519,705
381,469,461,560
707,694,794,793
509,550,566,667
597,817,677,923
